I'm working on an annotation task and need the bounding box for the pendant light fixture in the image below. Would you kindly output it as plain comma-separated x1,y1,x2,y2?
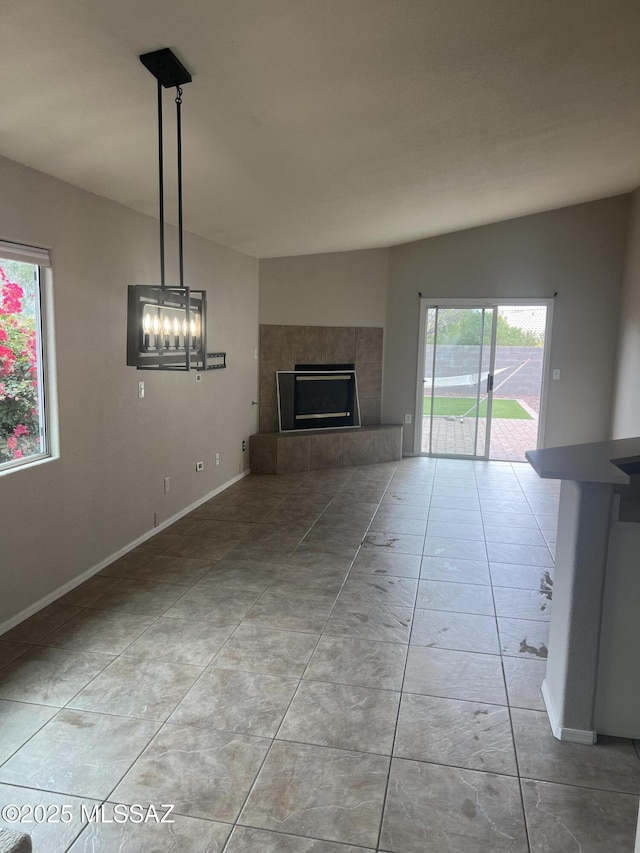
127,48,226,371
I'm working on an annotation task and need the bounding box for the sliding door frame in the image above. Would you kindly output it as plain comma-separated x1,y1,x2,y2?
414,297,555,459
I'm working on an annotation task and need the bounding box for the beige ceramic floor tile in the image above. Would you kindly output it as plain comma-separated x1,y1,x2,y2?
68,656,203,721
224,826,374,852
512,709,640,794
419,556,491,585
497,617,549,659
112,723,270,822
324,601,413,644
410,609,500,655
1,603,82,644
380,759,528,853
0,783,98,853
90,578,187,617
416,579,495,614
0,699,58,762
404,646,507,705
240,741,389,848
213,625,318,676
278,680,400,754
39,609,156,655
57,576,120,607
351,551,422,578
0,646,114,706
394,693,517,775
521,778,638,853
67,805,231,852
0,709,160,799
170,666,298,737
493,586,552,621
0,641,31,670
502,656,547,711
131,554,213,585
304,636,407,691
122,617,233,666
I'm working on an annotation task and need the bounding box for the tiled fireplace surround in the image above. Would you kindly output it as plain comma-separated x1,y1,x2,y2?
259,325,384,432
252,325,402,474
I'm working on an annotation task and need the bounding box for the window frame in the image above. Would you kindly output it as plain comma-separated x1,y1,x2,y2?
0,240,57,476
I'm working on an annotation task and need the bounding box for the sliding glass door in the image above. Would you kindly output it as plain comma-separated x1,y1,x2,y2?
422,306,496,459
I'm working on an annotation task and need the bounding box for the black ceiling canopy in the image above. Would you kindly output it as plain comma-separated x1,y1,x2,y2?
139,48,192,88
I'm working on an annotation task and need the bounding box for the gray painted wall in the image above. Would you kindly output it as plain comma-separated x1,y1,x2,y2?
0,155,259,628
612,187,640,438
259,249,389,327
383,197,629,454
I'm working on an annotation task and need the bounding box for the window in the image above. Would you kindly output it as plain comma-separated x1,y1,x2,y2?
0,241,52,472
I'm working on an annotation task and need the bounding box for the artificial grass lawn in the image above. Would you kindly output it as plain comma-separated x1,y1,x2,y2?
423,396,532,419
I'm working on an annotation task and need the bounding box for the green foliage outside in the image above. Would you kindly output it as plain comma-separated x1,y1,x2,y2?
427,309,543,347
423,396,532,420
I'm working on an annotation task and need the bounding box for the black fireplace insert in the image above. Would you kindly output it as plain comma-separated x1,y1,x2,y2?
276,363,361,431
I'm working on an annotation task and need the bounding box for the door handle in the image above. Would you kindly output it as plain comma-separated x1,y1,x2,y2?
486,374,494,393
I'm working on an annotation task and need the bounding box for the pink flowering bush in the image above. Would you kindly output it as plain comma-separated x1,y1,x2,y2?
0,263,41,463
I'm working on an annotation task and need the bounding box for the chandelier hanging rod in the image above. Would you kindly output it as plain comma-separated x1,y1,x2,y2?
127,49,226,372
139,49,192,291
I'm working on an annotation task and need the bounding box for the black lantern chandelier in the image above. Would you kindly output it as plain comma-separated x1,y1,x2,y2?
127,48,226,371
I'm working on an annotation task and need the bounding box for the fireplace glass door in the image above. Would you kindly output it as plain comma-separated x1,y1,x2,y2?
277,367,361,431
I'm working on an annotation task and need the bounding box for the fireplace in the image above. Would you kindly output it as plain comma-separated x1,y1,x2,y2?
277,363,361,431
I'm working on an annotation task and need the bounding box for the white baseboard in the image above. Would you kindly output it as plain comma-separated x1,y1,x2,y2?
0,469,251,637
542,679,597,744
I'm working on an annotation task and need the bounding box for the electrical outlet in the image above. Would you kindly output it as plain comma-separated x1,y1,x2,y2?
138,381,145,399
242,440,246,452
154,512,160,527
196,461,204,472
404,413,412,424
552,369,561,380
215,453,220,466
164,476,170,494
196,373,202,383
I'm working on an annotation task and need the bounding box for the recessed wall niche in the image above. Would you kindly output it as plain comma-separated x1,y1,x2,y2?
259,324,383,434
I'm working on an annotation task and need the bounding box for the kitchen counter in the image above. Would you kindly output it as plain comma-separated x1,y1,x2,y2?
527,436,640,484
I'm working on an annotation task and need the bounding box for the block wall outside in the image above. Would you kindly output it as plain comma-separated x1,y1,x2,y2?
423,345,544,398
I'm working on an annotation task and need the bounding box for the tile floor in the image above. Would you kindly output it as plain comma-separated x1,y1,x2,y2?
0,458,639,852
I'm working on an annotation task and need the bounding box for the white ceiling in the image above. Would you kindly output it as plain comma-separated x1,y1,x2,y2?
2,0,640,258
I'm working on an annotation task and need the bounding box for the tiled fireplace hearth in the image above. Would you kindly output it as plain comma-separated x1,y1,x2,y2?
251,324,402,474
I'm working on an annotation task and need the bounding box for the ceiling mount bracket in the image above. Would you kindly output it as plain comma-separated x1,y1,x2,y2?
140,48,192,88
